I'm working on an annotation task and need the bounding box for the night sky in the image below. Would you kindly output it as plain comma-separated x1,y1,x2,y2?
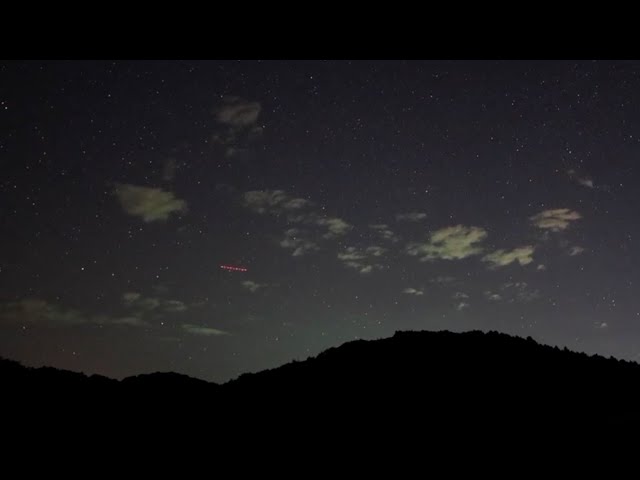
1,60,639,382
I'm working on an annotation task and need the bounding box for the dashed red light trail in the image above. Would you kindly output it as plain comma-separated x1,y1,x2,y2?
220,265,248,272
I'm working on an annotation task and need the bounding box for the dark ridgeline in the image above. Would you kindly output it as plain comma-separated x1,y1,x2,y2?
4,330,640,444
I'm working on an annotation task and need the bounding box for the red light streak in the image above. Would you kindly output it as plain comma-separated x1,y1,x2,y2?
220,265,248,272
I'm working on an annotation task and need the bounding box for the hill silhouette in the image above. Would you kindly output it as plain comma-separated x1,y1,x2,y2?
4,329,640,443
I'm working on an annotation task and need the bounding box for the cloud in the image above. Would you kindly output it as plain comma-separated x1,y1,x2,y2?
113,316,150,327
568,169,613,192
537,264,547,271
0,299,86,326
396,212,428,222
123,293,161,311
242,189,352,247
337,245,385,262
342,261,382,275
123,292,142,303
0,292,193,331
577,178,594,188
338,246,385,274
337,247,367,262
568,246,586,256
455,302,470,311
280,228,319,257
242,189,353,259
430,276,456,284
530,208,581,231
403,288,424,296
122,293,189,314
502,282,528,289
366,246,386,257
242,280,268,293
211,129,238,148
283,198,311,210
316,217,352,238
215,183,237,195
162,158,177,182
482,246,535,268
484,292,502,301
567,169,595,189
406,225,487,261
138,298,162,310
212,97,263,157
355,264,375,274
215,96,261,128
501,282,540,303
453,292,469,299
163,300,188,312
114,184,187,222
597,322,608,329
0,298,149,329
243,190,311,215
369,224,399,242
182,324,228,336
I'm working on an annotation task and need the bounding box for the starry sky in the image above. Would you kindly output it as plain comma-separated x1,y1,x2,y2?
1,60,639,382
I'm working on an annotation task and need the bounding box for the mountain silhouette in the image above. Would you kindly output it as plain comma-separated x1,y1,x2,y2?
4,329,640,445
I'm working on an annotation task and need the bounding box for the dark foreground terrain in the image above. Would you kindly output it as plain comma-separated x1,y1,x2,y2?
4,330,640,453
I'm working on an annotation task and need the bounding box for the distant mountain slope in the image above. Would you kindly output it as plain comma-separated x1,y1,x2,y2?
3,330,640,435
224,330,640,430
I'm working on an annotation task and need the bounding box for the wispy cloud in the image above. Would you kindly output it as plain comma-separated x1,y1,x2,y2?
243,189,353,256
530,208,581,231
0,299,86,326
430,276,456,284
280,228,319,257
484,292,503,301
113,316,150,327
568,246,586,256
0,298,147,328
114,184,187,222
123,293,161,311
212,96,263,157
243,190,311,215
164,300,188,312
215,96,261,128
316,217,352,238
290,213,353,239
162,158,177,182
396,212,427,222
369,224,399,242
406,225,487,261
242,280,268,293
182,324,229,336
353,264,375,274
453,292,469,299
455,302,470,311
567,169,612,192
337,247,367,262
338,246,385,274
501,282,540,302
341,261,379,274
403,287,424,296
0,290,194,331
567,169,594,189
122,292,189,314
365,246,386,257
482,246,535,268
